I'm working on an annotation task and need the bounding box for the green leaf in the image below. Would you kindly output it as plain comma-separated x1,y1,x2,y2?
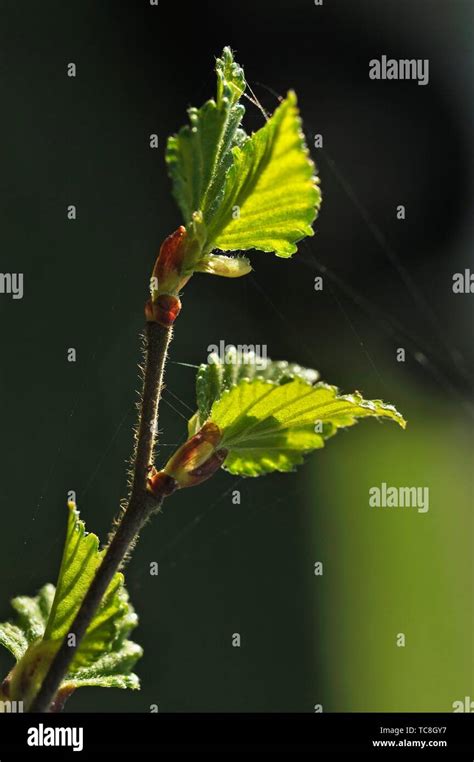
0,504,142,705
0,621,31,662
208,92,321,257
165,50,320,275
189,346,319,435
61,639,143,692
0,584,55,662
44,505,109,642
10,584,55,644
61,673,140,691
165,47,247,228
209,377,406,477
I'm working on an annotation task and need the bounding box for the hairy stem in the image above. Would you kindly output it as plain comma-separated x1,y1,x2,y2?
29,321,172,712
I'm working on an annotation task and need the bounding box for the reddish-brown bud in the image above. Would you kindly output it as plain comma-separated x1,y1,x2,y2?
155,225,186,276
145,294,182,326
146,227,190,324
151,226,191,298
162,422,226,489
147,470,178,499
187,448,229,486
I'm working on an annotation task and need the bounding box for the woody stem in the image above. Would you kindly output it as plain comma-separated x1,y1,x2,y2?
29,321,172,712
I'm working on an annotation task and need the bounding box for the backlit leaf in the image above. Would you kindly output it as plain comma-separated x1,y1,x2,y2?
209,377,406,477
0,504,142,705
208,92,321,257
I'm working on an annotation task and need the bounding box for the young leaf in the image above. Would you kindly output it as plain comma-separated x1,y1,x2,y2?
163,48,320,293
207,92,321,257
0,584,54,662
0,504,142,706
194,253,252,279
189,346,319,435
208,377,405,477
165,47,247,228
44,503,132,668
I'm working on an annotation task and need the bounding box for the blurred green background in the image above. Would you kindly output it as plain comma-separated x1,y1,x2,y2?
0,0,472,711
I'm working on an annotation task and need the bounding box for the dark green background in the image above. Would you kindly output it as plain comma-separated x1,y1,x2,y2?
0,0,472,711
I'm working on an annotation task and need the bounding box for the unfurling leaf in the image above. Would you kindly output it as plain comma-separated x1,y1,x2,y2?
182,350,405,479
194,253,252,278
189,346,319,435
208,92,321,257
209,377,406,476
164,48,321,287
165,47,247,230
0,503,142,708
0,584,54,663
